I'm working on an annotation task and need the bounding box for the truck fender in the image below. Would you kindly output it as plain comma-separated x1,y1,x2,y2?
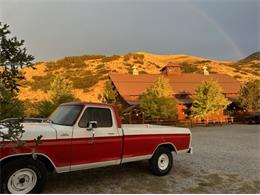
152,143,177,157
0,153,57,172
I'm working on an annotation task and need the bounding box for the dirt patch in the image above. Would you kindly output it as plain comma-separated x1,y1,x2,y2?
184,171,260,193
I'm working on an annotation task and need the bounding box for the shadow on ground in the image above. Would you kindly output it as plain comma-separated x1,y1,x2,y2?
44,161,260,193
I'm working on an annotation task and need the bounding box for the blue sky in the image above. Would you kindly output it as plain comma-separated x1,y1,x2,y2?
0,0,259,61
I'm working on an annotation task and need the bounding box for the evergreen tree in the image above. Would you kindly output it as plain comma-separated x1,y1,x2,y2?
0,22,34,143
37,76,76,117
102,80,118,104
140,76,177,120
191,80,229,118
50,75,75,105
0,85,24,120
239,79,260,111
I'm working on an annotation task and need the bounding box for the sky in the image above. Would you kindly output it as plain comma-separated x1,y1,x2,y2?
0,0,259,62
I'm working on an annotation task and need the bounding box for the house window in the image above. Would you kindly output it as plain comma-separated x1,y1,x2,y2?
79,107,113,128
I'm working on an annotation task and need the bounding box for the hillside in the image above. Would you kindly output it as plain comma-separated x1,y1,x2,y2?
18,52,260,103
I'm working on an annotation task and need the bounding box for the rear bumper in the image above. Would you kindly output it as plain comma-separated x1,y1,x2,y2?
187,147,193,154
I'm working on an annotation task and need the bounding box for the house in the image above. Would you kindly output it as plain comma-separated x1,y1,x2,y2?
109,62,241,123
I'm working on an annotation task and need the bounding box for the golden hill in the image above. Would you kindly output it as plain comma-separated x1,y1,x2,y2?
19,52,260,103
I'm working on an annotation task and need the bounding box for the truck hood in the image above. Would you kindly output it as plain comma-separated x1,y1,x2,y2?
0,122,57,141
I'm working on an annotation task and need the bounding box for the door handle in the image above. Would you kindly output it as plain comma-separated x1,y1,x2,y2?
108,132,115,135
88,130,95,144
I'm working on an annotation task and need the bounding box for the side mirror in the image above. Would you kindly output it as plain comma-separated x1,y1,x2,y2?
87,121,98,131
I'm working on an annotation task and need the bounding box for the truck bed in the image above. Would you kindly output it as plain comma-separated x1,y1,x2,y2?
122,124,191,135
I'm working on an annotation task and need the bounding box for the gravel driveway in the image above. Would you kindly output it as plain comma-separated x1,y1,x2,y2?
44,124,260,193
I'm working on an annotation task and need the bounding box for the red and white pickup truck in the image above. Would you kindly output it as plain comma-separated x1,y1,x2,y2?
0,102,192,193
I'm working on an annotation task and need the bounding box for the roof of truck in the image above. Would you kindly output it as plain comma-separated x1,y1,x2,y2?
60,102,114,107
60,102,122,128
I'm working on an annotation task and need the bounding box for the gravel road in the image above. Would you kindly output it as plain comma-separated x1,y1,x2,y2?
44,124,260,193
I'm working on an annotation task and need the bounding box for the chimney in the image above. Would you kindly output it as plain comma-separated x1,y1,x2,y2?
160,62,181,75
132,64,139,75
203,66,209,75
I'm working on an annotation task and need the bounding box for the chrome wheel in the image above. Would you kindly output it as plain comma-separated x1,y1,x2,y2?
7,168,37,194
158,153,169,170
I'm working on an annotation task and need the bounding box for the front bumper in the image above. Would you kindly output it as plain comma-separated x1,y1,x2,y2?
187,147,193,154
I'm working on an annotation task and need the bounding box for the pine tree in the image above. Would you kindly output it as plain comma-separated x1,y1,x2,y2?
50,75,75,105
102,80,118,104
37,76,76,117
0,22,34,144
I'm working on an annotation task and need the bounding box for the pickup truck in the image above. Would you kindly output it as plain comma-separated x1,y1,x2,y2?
0,102,192,194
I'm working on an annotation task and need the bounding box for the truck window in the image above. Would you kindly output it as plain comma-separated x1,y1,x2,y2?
49,105,83,126
78,107,113,128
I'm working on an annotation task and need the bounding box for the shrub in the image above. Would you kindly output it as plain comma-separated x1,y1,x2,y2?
96,64,105,70
30,73,55,92
195,60,212,64
96,68,110,75
139,70,148,74
72,75,99,89
36,100,56,118
234,75,242,79
134,60,144,64
101,55,121,63
180,63,199,73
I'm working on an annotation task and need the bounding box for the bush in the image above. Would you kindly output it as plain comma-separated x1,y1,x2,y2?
180,63,199,73
72,75,99,89
195,60,212,64
133,60,144,64
96,64,105,70
234,75,242,79
45,62,59,71
101,55,121,63
96,68,110,75
30,73,55,92
139,70,148,74
36,100,56,118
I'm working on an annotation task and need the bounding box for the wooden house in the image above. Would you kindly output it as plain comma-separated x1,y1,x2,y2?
109,63,241,124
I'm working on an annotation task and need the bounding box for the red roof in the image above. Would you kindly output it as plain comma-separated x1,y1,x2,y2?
109,73,240,104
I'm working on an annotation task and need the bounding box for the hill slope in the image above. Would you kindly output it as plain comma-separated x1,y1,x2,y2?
19,52,260,103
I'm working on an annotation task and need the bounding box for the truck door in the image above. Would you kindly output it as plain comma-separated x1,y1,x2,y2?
71,105,123,170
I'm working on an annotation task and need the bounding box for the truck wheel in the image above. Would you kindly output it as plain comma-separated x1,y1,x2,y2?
1,157,47,194
149,147,173,176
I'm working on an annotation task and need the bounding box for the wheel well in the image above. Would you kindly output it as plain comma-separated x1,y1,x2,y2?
1,154,55,172
157,143,177,154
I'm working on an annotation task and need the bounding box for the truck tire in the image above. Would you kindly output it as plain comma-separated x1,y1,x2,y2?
1,157,47,194
149,147,173,176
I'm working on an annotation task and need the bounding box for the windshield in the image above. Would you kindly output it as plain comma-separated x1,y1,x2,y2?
49,105,83,126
